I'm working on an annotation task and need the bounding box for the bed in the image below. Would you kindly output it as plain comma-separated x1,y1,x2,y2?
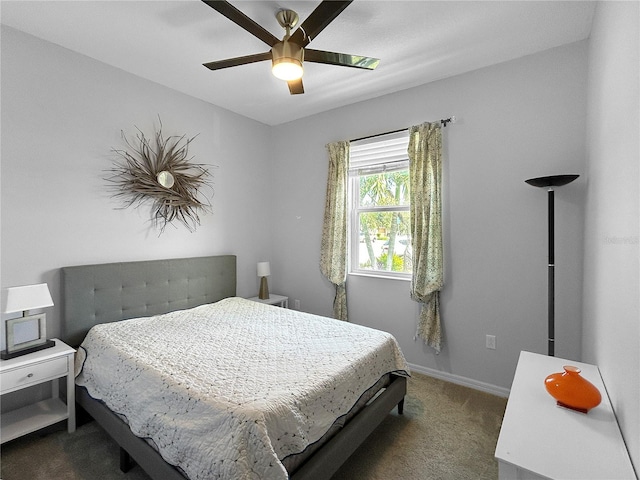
62,255,409,480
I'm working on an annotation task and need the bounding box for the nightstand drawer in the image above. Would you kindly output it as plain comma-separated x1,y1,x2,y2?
1,357,68,393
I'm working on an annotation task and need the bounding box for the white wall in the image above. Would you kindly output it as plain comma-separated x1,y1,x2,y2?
582,1,639,472
1,26,273,345
270,41,588,393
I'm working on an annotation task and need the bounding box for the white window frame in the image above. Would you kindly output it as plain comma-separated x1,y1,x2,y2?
349,130,412,280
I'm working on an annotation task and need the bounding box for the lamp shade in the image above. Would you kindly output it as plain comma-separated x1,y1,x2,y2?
257,262,271,277
2,283,54,314
525,174,579,188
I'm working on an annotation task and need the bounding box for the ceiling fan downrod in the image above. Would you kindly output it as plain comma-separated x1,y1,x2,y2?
272,9,304,81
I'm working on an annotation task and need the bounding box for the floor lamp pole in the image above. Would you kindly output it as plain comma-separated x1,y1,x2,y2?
547,189,555,356
525,174,579,357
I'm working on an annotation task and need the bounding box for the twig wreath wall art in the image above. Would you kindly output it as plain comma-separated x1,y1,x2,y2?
106,119,214,234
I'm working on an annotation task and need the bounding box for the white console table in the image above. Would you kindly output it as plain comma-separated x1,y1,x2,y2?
495,351,635,479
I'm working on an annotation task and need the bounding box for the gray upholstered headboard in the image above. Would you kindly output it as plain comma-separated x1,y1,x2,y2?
61,255,236,347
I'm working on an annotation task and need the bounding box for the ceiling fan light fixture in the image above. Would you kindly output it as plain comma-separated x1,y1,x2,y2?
272,59,303,81
271,40,304,81
202,2,379,95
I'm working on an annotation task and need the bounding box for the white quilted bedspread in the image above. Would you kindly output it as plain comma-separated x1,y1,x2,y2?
75,297,409,480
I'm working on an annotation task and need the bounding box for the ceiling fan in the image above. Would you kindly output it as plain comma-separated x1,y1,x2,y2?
201,0,380,95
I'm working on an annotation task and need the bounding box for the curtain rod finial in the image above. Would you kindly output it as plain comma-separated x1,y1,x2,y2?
441,116,457,127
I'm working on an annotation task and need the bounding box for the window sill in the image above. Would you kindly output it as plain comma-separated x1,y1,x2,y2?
348,271,412,282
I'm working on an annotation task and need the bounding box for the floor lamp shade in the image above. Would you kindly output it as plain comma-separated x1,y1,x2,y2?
525,174,579,356
257,262,270,300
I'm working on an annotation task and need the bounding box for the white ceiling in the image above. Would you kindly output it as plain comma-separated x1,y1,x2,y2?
1,1,595,126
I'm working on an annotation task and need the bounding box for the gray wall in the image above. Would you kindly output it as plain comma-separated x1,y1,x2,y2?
582,1,639,472
270,41,588,394
1,26,273,347
2,4,638,470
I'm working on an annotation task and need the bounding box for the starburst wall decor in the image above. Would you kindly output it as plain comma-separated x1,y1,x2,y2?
107,120,214,234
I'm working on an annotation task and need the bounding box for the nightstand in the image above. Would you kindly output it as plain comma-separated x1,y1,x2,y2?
0,338,76,443
247,294,289,308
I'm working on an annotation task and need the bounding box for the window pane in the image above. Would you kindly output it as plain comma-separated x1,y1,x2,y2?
358,170,410,208
357,211,412,273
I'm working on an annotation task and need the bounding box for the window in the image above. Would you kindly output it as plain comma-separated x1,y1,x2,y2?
349,131,411,279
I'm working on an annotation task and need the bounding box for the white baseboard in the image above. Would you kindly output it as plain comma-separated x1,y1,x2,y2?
408,362,510,398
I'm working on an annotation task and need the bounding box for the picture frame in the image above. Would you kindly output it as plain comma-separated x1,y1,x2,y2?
2,314,54,359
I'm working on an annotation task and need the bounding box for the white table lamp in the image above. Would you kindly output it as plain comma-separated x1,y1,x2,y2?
2,283,55,359
257,262,270,299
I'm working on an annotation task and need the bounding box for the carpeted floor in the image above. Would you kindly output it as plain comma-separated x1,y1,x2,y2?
0,373,507,480
332,373,507,480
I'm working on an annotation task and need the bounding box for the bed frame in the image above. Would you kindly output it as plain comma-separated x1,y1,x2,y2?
61,255,406,480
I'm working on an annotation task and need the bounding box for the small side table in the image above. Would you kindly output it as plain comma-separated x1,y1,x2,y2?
0,338,76,443
247,294,289,308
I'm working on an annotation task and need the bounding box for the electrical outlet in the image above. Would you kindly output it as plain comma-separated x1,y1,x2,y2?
486,335,496,350
294,299,300,310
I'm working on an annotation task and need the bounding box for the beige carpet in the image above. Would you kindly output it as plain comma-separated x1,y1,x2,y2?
332,373,507,479
0,373,507,480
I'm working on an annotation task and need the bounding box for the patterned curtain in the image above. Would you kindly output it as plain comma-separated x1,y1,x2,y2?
408,123,444,352
320,141,349,321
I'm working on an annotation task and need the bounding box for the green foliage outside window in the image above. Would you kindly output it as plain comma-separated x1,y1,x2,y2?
355,170,412,274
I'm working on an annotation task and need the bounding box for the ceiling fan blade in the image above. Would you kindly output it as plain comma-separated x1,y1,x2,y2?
289,0,352,47
203,51,272,71
201,1,279,47
288,78,304,95
305,49,380,70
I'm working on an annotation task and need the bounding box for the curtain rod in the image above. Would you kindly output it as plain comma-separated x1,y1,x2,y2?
350,116,457,143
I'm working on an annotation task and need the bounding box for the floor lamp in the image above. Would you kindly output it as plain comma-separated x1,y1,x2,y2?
525,174,579,356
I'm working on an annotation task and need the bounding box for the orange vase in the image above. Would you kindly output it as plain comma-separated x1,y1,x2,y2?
544,365,602,413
